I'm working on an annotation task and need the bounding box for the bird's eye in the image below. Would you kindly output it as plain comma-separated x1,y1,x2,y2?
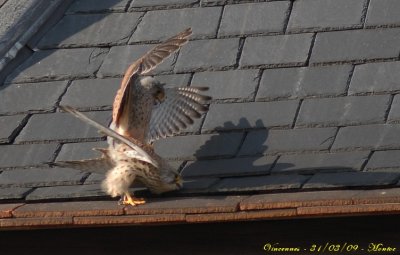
154,90,165,104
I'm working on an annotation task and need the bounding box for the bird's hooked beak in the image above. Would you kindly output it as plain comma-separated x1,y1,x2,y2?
175,175,183,189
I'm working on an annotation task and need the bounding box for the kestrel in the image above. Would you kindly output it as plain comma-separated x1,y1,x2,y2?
56,106,181,206
111,27,209,144
54,28,212,206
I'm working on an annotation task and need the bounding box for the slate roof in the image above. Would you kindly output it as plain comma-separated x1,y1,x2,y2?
1,0,400,228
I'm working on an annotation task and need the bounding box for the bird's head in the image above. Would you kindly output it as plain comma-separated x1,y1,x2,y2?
140,76,166,104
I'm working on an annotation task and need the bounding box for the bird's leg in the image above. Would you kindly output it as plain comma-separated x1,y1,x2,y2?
120,192,146,206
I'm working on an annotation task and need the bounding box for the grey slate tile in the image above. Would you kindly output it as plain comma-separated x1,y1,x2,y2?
0,144,58,168
213,175,309,192
84,173,104,184
98,45,174,77
180,178,219,193
0,81,68,114
0,187,32,200
155,73,192,87
366,150,400,170
67,0,130,13
296,95,391,127
175,38,239,73
202,100,299,132
240,33,314,68
56,141,108,161
191,69,259,101
287,0,365,32
256,65,352,100
129,7,222,43
38,13,142,49
303,172,400,189
0,167,86,188
130,0,198,9
219,2,290,36
182,156,276,178
332,124,400,151
16,111,110,143
26,184,106,201
0,115,26,144
168,161,185,172
60,78,120,110
154,133,244,160
388,95,400,123
365,0,400,27
349,61,400,94
239,128,337,156
7,48,108,83
273,151,369,174
310,28,400,64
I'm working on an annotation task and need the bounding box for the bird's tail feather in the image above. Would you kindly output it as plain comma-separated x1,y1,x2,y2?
50,158,111,174
59,105,158,168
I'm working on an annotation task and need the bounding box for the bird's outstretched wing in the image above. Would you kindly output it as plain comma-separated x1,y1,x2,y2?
112,28,193,127
59,105,158,168
147,87,211,143
51,158,112,174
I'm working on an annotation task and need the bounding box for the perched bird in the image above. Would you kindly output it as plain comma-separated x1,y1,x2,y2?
54,28,212,206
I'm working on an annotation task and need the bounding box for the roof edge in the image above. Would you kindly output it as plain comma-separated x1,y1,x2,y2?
1,188,400,230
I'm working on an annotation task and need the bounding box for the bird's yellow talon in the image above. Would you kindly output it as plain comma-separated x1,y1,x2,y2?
121,193,146,206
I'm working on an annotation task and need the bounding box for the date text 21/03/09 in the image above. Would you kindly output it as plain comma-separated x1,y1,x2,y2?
263,242,397,253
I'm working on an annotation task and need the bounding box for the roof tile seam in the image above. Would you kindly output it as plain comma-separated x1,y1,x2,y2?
5,114,32,145
361,0,371,29
344,64,356,96
310,57,399,67
384,94,395,123
214,4,224,38
26,25,400,49
125,11,147,45
304,33,317,66
5,58,400,86
282,0,294,34
54,80,73,110
287,25,365,35
359,151,373,172
129,2,201,12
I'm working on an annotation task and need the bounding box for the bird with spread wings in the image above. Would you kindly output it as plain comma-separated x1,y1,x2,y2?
55,28,212,205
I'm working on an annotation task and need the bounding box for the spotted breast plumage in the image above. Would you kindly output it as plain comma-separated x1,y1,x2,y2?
54,28,212,206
